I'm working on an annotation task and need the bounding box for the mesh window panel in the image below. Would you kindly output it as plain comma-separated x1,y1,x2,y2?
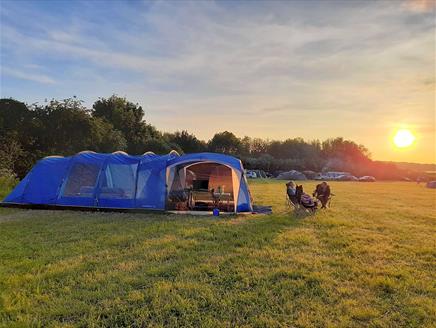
167,167,189,210
238,182,248,206
63,163,101,197
136,168,152,200
99,163,138,199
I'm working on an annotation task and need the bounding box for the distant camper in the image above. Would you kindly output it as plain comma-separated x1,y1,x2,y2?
315,172,351,181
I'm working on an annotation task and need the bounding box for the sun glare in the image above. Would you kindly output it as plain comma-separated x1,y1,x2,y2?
393,129,415,148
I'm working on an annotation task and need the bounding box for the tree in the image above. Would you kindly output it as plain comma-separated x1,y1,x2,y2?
321,137,370,165
248,137,270,157
91,117,127,153
32,98,128,173
266,138,322,168
0,136,23,173
141,138,182,154
0,98,37,152
32,98,88,155
207,131,242,155
1,96,404,181
0,98,31,134
29,98,127,155
0,98,41,177
164,130,207,153
92,95,161,154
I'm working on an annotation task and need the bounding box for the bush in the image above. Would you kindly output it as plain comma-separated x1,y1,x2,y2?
0,169,18,199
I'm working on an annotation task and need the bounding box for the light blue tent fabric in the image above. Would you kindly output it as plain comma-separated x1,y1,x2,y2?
3,151,253,213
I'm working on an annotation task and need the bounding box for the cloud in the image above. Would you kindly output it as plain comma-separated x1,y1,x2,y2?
1,1,433,94
404,0,436,12
0,0,434,161
1,67,56,84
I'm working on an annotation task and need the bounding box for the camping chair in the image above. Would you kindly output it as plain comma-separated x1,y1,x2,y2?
286,185,318,214
314,194,334,208
313,193,334,208
286,192,300,210
299,193,318,213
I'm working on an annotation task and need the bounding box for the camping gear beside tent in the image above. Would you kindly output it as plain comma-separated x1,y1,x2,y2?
2,151,253,213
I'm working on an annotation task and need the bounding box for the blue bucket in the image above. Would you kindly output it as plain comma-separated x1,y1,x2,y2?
213,208,220,216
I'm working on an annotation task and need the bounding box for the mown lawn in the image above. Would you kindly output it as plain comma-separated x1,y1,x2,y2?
0,180,435,327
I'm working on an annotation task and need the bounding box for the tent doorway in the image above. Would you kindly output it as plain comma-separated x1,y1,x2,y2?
166,162,237,212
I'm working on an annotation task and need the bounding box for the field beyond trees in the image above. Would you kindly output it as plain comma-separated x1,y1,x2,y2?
1,180,435,327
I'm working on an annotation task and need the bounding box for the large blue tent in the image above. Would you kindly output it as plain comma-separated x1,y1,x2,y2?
3,151,253,213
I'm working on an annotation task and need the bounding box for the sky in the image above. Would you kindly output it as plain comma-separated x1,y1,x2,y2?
0,0,435,163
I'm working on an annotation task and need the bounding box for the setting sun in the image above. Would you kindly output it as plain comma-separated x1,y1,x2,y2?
393,129,415,148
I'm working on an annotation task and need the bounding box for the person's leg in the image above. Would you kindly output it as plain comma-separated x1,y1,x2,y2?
321,196,327,208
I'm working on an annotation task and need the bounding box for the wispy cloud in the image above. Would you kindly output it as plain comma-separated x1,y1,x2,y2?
405,0,436,12
0,0,434,162
1,67,56,84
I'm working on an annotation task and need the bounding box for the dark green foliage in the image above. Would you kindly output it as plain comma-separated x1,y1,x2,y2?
31,98,123,155
92,95,168,154
90,117,127,153
0,96,412,180
141,138,183,155
0,169,18,199
322,137,370,161
0,137,23,173
0,96,175,177
0,98,30,133
0,98,130,177
207,131,242,155
164,130,207,154
240,137,269,157
0,99,40,177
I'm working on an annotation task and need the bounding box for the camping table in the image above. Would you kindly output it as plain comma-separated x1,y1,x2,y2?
189,191,232,211
190,190,214,210
213,192,232,212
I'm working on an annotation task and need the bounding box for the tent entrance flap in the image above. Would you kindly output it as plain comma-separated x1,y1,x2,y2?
166,162,236,212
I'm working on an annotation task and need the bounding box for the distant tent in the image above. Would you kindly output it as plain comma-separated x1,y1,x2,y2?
426,181,436,189
3,152,253,213
276,170,307,180
302,170,317,179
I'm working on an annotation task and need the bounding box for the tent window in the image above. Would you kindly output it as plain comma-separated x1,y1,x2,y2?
99,163,138,199
136,168,152,200
62,162,101,197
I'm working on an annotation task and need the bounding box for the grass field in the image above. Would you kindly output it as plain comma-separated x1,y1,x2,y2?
0,180,435,327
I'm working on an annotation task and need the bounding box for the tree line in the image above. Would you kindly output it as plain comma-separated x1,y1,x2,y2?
0,95,412,180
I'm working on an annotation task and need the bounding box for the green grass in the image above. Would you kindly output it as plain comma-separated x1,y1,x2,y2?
0,180,435,327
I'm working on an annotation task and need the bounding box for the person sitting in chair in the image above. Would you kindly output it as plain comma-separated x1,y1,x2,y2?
313,181,331,209
286,181,298,206
296,185,318,211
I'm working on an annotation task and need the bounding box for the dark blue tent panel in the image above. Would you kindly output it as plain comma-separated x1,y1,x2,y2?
3,151,253,213
6,156,70,205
